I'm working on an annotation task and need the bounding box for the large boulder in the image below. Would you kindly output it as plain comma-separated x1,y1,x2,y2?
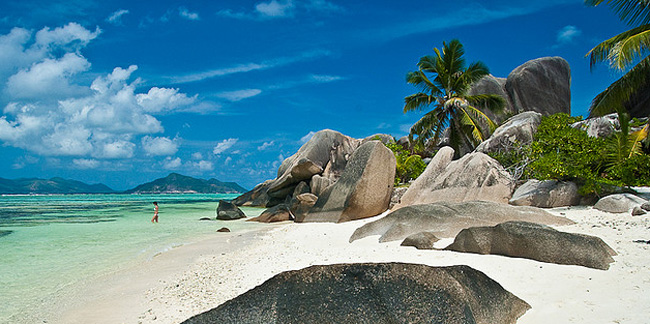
181,263,530,324
361,133,394,145
571,113,619,138
468,74,515,124
298,141,396,223
248,204,292,223
445,221,617,270
594,193,648,213
475,111,542,154
400,232,440,249
233,130,360,207
395,151,515,209
289,193,318,220
216,200,246,220
505,57,571,116
350,200,574,243
509,179,581,208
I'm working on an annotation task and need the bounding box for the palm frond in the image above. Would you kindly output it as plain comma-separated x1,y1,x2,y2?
585,0,650,26
589,55,650,116
418,55,439,73
629,122,649,157
455,106,486,144
409,110,444,143
461,61,491,89
587,24,650,70
406,70,443,95
465,94,506,114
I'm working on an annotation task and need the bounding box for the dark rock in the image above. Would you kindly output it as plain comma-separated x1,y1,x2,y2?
291,181,310,198
632,206,647,216
594,194,648,213
395,150,514,208
509,180,581,208
397,136,410,150
180,263,530,324
230,180,280,208
216,200,246,220
309,174,332,197
300,141,396,223
475,111,542,154
199,217,212,221
216,227,230,232
445,221,617,270
289,193,319,220
468,74,515,124
400,232,440,249
350,200,574,243
505,57,571,116
642,202,650,211
248,204,292,223
0,230,13,238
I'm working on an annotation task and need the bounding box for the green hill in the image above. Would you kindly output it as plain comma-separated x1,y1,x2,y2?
124,173,246,194
0,177,114,194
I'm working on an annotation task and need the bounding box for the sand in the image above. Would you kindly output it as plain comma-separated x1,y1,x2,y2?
38,205,650,324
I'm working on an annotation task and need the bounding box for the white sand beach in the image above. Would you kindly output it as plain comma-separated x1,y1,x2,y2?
37,206,650,324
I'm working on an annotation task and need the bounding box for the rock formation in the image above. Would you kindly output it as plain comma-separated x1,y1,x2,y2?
571,113,620,138
248,204,292,223
509,180,581,208
445,221,617,270
395,150,515,208
475,111,542,154
298,141,396,223
400,232,440,249
350,200,574,243
181,263,530,324
468,74,515,124
505,56,571,116
216,200,246,220
593,194,648,213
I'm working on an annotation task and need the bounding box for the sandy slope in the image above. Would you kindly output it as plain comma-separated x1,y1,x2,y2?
40,205,650,324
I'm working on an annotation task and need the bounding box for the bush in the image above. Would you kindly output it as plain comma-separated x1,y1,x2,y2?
384,141,427,186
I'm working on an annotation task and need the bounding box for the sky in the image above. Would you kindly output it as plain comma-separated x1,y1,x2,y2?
0,0,632,190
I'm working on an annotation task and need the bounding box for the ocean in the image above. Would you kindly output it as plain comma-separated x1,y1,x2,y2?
0,194,264,322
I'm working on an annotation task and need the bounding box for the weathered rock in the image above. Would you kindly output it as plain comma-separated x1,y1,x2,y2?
233,130,360,207
395,150,515,208
397,136,410,150
299,141,396,223
216,227,230,232
361,133,394,145
505,57,571,116
309,174,332,197
216,200,246,220
289,193,319,220
350,200,574,243
199,217,212,221
642,202,650,211
291,181,310,198
571,113,619,138
181,263,530,324
248,204,292,223
632,206,647,216
475,111,542,154
509,180,581,208
389,186,408,209
445,221,616,270
400,232,440,249
594,194,648,213
468,74,515,124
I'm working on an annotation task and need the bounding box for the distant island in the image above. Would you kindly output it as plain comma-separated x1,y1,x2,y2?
0,173,246,195
123,173,247,194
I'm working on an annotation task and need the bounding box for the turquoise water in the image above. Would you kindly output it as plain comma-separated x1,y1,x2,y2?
0,194,264,322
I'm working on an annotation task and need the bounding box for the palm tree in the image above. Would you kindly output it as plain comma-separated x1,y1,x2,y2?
586,0,650,154
403,39,505,154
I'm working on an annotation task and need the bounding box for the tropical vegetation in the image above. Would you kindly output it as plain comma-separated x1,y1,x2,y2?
403,39,505,155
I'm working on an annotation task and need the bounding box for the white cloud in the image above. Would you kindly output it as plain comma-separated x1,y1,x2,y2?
136,87,197,113
162,157,182,169
556,25,582,44
107,9,129,25
141,136,179,156
191,152,203,160
309,74,344,83
179,7,200,20
73,158,100,169
96,140,135,159
196,160,213,171
256,0,295,17
224,156,232,165
216,89,262,102
213,138,238,154
299,131,315,144
33,23,101,50
257,140,274,150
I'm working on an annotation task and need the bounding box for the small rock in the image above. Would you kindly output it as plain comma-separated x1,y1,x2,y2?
632,206,647,216
641,202,650,211
217,227,231,232
199,217,212,221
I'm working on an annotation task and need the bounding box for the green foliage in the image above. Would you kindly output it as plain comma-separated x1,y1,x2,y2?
384,141,427,186
491,113,650,196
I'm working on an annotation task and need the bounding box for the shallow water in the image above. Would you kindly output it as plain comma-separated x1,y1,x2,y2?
0,194,264,322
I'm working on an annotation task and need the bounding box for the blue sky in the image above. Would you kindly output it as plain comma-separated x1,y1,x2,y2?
0,0,631,190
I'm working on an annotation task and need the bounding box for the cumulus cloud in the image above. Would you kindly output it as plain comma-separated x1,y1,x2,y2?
556,25,582,44
216,89,262,102
107,9,129,25
299,131,315,144
213,138,238,154
256,0,295,17
73,158,100,169
257,141,274,150
192,160,214,171
141,136,179,156
218,0,340,20
179,7,200,20
0,24,198,159
162,157,182,169
191,152,203,160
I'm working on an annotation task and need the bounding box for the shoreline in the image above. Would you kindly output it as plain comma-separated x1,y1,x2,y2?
26,206,650,324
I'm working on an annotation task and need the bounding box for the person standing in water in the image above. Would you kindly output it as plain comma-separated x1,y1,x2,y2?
151,201,159,223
